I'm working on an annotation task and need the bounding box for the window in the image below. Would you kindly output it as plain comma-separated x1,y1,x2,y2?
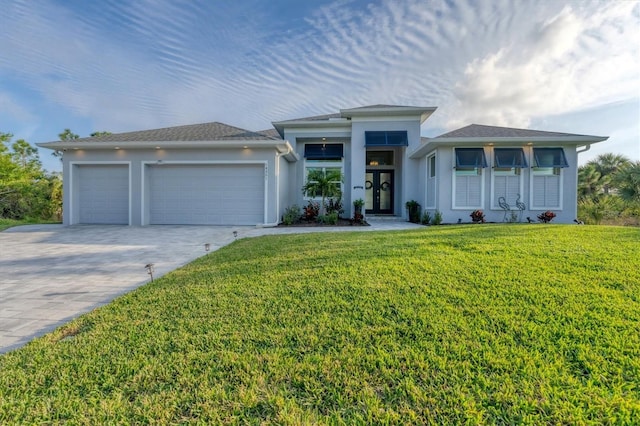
365,131,408,146
303,143,344,199
455,148,488,168
366,151,394,166
453,148,485,209
426,154,436,208
304,143,343,160
495,148,528,168
491,149,525,209
530,148,566,209
533,148,568,168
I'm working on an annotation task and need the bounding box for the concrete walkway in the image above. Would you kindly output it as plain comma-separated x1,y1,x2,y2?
0,220,422,353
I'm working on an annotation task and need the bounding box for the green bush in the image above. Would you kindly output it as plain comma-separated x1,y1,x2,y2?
281,205,301,225
431,210,443,225
318,211,338,225
421,210,432,225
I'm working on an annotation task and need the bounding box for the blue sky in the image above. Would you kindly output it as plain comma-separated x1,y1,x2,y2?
1,0,639,172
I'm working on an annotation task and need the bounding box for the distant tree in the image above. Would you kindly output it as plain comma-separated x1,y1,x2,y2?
52,129,80,161
578,163,602,199
587,153,631,194
613,161,640,203
1,131,57,220
90,131,112,137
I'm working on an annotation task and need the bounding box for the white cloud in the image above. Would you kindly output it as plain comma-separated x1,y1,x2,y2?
447,2,640,130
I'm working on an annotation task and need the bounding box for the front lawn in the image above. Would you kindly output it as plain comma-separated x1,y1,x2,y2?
1,225,639,424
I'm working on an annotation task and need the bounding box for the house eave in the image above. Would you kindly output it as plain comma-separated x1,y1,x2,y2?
408,135,608,159
341,106,437,124
36,139,299,161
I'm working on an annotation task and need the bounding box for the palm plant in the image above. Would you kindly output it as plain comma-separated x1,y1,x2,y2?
587,153,631,195
613,161,640,203
302,169,343,215
578,163,602,199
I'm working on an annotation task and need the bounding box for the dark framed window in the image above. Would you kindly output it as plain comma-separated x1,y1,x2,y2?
533,148,568,168
304,143,343,160
366,151,394,166
494,148,528,168
455,148,488,168
364,131,408,147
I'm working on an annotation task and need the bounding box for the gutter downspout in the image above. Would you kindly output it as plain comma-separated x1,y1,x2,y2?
577,144,591,155
258,145,292,228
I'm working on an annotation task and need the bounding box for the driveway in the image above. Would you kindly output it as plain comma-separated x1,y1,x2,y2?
0,220,421,354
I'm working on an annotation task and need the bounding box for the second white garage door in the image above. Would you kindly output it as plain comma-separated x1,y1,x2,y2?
148,164,265,225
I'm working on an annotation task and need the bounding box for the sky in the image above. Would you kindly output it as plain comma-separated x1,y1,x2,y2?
1,0,639,173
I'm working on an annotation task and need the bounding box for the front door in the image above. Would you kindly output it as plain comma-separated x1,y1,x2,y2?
365,170,394,214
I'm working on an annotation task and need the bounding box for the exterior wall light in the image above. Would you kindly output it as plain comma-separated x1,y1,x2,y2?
145,263,155,282
204,243,210,252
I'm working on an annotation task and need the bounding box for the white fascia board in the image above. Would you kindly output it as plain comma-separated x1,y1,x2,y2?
36,139,294,151
341,106,437,123
408,135,609,159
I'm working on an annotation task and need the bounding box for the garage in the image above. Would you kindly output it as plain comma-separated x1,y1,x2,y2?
77,164,129,224
147,163,265,225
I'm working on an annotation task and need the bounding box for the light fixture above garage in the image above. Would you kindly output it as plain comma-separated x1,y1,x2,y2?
114,146,120,150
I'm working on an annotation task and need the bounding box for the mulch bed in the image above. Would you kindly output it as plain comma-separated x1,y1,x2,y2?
278,218,369,227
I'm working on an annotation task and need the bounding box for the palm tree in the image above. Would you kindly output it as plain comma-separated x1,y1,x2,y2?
578,163,602,199
302,169,343,215
587,153,631,194
613,161,640,203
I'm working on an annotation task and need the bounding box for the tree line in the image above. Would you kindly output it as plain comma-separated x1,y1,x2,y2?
0,129,110,222
578,153,640,225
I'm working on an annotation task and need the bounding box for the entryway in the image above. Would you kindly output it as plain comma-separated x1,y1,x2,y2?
365,170,394,214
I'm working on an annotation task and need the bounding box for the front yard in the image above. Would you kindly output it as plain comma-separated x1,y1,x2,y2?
1,225,638,424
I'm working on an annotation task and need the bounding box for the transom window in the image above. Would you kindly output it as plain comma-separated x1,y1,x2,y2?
533,148,568,168
366,151,394,166
455,148,488,168
494,148,528,168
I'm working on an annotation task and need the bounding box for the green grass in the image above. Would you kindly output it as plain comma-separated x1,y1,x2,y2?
0,218,59,231
1,225,639,424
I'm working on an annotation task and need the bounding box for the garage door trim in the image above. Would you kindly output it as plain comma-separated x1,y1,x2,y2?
69,161,132,225
141,161,268,226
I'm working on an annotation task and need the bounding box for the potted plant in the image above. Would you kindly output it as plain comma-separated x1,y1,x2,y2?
405,200,421,223
470,209,485,223
537,210,556,223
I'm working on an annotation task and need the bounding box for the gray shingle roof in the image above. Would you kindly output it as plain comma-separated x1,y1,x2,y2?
256,128,282,139
63,121,280,143
437,124,591,139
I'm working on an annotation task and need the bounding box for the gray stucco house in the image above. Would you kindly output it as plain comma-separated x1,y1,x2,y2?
38,105,608,226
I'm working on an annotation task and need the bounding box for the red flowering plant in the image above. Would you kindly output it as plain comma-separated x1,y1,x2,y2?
470,209,486,223
537,210,556,223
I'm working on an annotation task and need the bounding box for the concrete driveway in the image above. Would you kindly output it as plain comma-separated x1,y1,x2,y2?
0,224,249,353
0,220,422,354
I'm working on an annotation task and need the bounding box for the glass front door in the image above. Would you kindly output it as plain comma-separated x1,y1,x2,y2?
365,170,394,214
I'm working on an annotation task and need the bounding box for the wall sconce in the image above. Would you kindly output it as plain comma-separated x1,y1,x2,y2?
233,231,238,239
369,161,379,166
204,243,210,252
145,263,155,282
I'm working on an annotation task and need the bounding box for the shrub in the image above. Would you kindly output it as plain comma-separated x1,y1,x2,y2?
281,205,301,225
303,201,319,222
318,211,339,225
324,198,344,216
470,209,485,223
537,210,556,223
421,210,432,225
431,210,443,225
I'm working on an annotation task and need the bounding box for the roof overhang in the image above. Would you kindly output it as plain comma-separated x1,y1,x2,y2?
36,139,300,162
340,106,437,124
271,118,351,138
408,135,609,159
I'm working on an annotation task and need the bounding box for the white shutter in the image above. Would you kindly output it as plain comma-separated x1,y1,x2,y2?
455,175,482,208
532,175,560,208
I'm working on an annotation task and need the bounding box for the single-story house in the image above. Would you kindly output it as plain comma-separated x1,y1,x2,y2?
38,105,608,226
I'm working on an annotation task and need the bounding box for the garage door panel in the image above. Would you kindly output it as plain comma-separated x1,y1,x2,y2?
77,165,129,224
148,164,264,225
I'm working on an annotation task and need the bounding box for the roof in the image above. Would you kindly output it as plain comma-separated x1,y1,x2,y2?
436,124,593,139
256,128,283,139
410,124,608,159
45,121,281,144
272,104,437,137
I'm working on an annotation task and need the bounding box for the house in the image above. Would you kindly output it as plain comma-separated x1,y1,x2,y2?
37,105,608,226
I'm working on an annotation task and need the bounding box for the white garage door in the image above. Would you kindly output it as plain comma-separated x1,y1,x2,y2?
77,164,129,224
148,164,265,225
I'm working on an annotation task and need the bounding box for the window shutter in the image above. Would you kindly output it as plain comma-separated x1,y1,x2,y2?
455,175,482,208
532,175,560,208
